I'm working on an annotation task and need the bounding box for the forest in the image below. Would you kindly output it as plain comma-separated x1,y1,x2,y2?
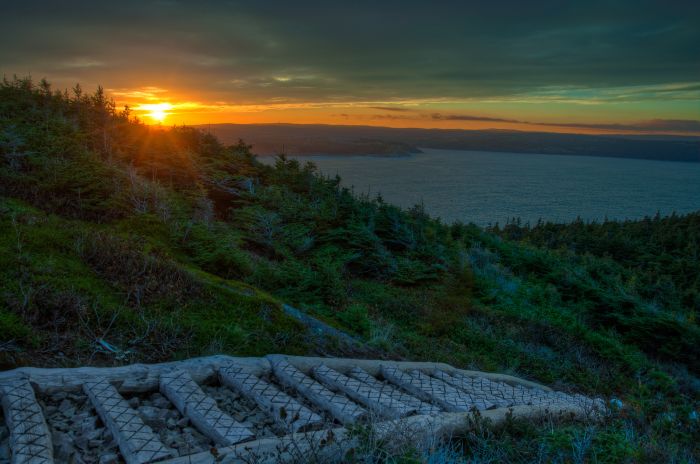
0,77,698,462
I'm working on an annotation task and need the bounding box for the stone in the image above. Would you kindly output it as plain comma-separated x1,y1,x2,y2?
151,394,171,409
58,398,72,412
128,397,140,408
99,453,119,464
53,430,75,461
80,416,99,433
74,433,89,450
138,406,168,429
0,441,11,461
51,391,68,402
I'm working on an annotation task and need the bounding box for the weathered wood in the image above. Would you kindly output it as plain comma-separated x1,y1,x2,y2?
279,356,552,391
83,379,173,464
158,402,595,464
347,367,442,415
313,364,415,419
0,355,550,393
267,355,367,424
160,368,254,446
0,379,54,464
381,366,494,412
431,370,515,408
0,354,602,464
0,356,268,394
219,364,323,432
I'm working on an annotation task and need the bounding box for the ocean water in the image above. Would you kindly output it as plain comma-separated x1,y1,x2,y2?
262,149,700,226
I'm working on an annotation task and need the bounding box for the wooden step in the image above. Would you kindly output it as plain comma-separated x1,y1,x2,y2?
313,364,415,419
160,368,254,446
267,356,367,424
83,379,173,464
347,367,442,416
0,379,54,464
381,366,494,412
219,364,323,432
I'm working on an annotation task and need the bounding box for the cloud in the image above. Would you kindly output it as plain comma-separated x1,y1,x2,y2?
536,119,700,133
431,113,520,123
1,0,698,104
1,0,697,132
427,111,700,133
369,106,413,112
59,57,105,69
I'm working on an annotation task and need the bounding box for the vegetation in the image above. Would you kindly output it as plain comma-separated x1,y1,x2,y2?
1,77,698,462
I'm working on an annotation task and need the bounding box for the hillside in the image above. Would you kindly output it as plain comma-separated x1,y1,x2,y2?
201,123,700,162
1,77,698,461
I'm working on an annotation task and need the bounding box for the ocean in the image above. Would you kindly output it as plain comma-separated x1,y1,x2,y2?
262,148,700,226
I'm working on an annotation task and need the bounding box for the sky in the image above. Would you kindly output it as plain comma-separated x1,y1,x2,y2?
2,0,699,134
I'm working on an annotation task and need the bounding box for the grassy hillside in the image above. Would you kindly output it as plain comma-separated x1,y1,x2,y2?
1,77,698,462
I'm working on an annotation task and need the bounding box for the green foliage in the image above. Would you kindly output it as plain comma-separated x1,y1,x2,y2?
0,308,33,344
337,303,371,337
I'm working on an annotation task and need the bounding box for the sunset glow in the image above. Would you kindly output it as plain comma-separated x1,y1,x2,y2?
137,102,173,123
3,3,698,135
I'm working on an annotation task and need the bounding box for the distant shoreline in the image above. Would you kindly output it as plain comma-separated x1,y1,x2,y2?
200,123,700,163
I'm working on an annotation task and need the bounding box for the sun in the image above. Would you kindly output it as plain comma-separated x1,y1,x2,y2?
139,103,173,123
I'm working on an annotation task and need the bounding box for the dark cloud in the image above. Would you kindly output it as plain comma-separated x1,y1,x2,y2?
537,119,700,133
1,0,699,105
370,107,413,112
432,113,520,123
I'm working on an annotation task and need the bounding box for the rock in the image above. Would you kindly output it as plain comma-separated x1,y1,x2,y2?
163,430,181,447
0,441,10,461
68,392,85,402
152,396,171,409
51,391,68,402
58,399,72,412
88,439,102,448
128,397,140,408
58,399,76,417
177,417,189,427
72,412,89,424
99,453,119,464
53,431,75,461
103,437,118,450
51,420,69,432
80,417,98,433
139,406,168,428
74,433,89,450
44,405,58,415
